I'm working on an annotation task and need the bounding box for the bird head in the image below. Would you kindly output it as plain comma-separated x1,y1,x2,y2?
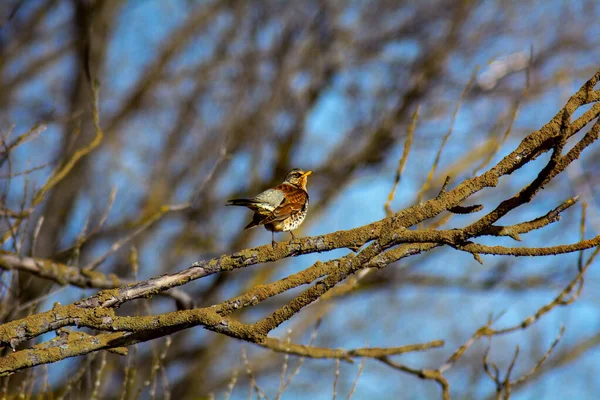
283,168,312,190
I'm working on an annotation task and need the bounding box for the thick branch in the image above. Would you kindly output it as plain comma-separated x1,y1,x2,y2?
0,253,193,309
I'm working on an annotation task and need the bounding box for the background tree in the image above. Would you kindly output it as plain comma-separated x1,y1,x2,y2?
1,0,600,399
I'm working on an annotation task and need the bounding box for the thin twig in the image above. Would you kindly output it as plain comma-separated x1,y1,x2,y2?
346,357,365,400
384,105,419,216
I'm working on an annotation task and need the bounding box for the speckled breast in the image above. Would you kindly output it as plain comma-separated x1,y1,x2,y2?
265,197,309,233
281,208,308,232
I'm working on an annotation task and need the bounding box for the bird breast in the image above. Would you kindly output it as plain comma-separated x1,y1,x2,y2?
265,199,309,232
282,209,308,231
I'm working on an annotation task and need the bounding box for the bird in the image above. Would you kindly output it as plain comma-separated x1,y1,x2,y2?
226,168,312,245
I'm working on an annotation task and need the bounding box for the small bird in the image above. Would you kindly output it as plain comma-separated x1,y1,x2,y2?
226,168,312,245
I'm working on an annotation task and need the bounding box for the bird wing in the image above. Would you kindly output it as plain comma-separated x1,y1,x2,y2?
259,185,307,225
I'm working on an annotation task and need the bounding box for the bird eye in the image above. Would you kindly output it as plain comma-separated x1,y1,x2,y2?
287,170,305,180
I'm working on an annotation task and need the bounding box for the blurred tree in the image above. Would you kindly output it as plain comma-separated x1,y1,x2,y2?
1,0,600,399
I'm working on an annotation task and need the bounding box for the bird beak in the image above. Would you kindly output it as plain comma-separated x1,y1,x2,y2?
302,170,313,177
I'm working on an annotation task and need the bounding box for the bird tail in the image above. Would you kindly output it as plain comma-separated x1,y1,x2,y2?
242,212,267,230
227,199,271,229
226,198,258,207
244,219,260,230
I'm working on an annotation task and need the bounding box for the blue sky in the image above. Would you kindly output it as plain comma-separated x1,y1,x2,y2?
2,0,600,398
